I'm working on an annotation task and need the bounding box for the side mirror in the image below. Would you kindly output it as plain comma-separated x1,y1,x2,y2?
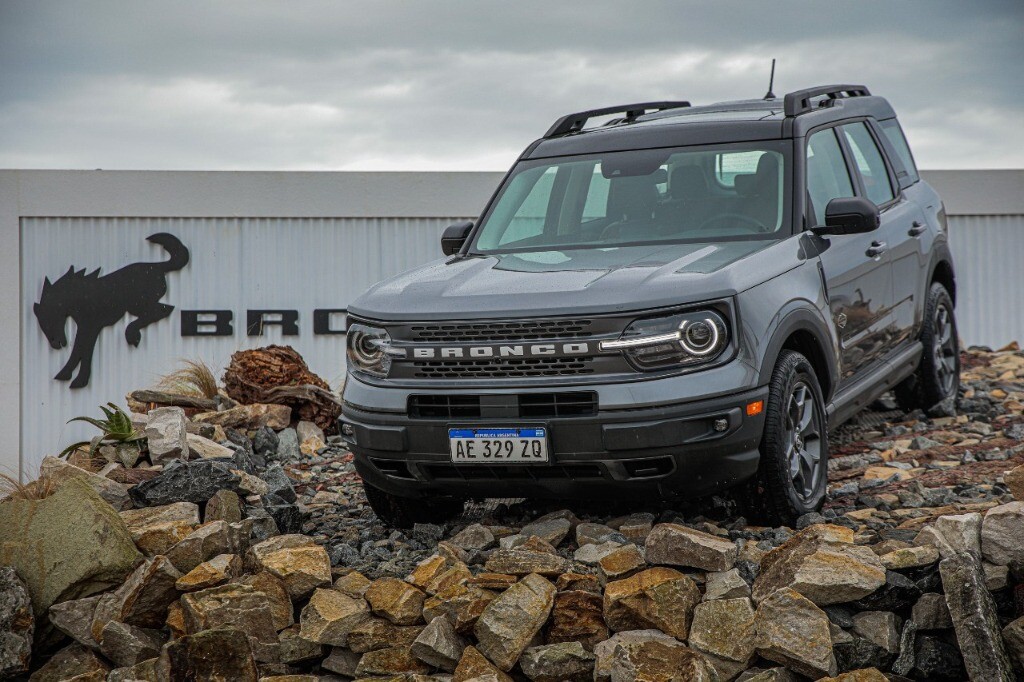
813,197,880,236
441,221,474,255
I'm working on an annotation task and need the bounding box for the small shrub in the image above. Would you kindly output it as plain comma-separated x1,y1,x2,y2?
157,359,219,399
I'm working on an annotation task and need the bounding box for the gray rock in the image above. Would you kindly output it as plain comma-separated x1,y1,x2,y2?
912,634,967,681
521,517,572,547
912,592,952,630
939,551,1015,681
48,594,102,649
593,630,677,682
474,573,556,671
576,523,624,546
0,567,33,677
891,620,918,676
852,610,900,653
704,568,750,600
645,523,737,571
450,524,495,552
144,406,190,463
260,464,297,504
916,512,982,558
520,641,595,682
99,620,166,667
128,459,240,507
38,456,133,510
411,615,467,672
1002,615,1024,674
276,428,301,461
107,658,159,682
981,501,1024,570
252,426,279,459
910,436,942,450
574,541,623,566
161,627,258,680
752,588,837,678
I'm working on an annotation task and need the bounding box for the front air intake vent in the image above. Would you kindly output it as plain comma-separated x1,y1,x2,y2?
410,319,595,342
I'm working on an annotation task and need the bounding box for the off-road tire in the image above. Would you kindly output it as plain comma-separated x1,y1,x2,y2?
746,350,829,526
361,480,465,529
894,283,960,412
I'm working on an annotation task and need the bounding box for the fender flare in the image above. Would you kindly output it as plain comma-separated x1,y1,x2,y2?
757,306,839,401
926,241,956,304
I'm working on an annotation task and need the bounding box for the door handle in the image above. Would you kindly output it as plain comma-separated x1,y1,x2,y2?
866,241,887,258
908,221,927,237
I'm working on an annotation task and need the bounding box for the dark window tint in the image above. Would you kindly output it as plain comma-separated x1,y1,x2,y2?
879,119,920,183
806,129,855,227
842,122,895,206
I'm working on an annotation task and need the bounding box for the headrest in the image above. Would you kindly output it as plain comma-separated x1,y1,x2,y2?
607,175,658,221
669,165,709,201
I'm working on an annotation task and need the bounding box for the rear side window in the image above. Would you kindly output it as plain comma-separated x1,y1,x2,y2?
841,123,895,206
879,119,920,184
805,129,855,227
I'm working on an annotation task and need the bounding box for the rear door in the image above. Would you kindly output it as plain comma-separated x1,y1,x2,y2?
805,126,893,384
839,121,925,349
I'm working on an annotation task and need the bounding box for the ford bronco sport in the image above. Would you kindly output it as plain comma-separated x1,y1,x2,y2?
341,84,958,527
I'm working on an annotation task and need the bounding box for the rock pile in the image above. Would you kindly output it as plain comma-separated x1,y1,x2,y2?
0,345,1023,680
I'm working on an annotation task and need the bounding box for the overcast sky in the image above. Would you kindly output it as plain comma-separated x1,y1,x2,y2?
1,1,1021,171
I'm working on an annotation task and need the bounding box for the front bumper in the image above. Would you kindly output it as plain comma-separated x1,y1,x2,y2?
341,380,769,502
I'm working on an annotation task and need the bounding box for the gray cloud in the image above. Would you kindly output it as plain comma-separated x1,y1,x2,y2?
1,0,1021,170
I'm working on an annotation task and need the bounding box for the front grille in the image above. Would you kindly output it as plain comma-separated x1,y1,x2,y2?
408,392,598,419
408,395,481,418
410,319,595,342
518,392,598,417
425,463,604,481
413,356,596,379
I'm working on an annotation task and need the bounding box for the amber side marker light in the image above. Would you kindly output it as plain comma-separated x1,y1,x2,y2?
746,400,764,416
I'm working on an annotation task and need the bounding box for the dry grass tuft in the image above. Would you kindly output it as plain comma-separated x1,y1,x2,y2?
0,469,59,502
158,359,219,399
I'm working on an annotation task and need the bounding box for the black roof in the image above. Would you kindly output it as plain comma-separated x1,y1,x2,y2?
526,84,897,159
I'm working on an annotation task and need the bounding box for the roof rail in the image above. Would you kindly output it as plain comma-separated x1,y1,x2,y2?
544,101,691,138
783,84,871,117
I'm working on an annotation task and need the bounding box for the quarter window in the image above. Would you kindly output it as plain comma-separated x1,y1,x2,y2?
805,129,855,227
842,123,895,206
879,119,920,183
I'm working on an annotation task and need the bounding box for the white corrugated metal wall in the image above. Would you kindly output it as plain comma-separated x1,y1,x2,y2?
20,216,468,470
947,215,1024,349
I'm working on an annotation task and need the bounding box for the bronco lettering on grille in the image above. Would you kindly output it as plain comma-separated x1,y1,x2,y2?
411,342,591,359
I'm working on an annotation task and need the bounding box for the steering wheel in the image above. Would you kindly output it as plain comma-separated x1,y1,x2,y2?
696,213,767,233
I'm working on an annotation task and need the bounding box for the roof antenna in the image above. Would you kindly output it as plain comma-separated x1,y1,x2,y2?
764,58,776,99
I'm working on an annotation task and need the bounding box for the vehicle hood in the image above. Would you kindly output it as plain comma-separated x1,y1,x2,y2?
350,239,802,320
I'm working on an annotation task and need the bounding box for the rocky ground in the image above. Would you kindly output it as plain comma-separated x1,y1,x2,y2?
3,346,1024,680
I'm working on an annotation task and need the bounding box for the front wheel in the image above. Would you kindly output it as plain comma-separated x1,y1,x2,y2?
894,283,960,412
745,350,829,526
361,480,465,529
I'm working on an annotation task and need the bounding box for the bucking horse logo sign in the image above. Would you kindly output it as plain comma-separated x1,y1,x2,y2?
33,233,190,388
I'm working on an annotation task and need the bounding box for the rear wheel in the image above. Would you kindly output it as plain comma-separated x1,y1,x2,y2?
746,349,829,526
361,480,465,529
894,283,960,412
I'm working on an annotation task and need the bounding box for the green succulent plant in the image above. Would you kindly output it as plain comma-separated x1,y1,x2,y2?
59,402,146,458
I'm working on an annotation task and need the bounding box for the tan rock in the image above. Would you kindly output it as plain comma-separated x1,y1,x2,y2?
752,524,886,605
603,567,700,640
916,512,982,558
91,556,181,642
132,520,195,557
484,544,572,576
334,570,372,598
423,583,497,634
474,573,556,671
239,571,294,631
547,589,609,651
353,644,431,676
192,402,291,430
365,577,427,625
879,544,940,570
520,641,595,682
753,587,837,678
185,432,234,459
981,501,1024,570
247,534,331,599
596,544,646,585
179,583,279,661
204,489,243,524
174,553,241,591
165,601,186,639
453,645,514,682
278,624,324,664
347,616,424,653
408,554,472,595
593,629,677,682
48,594,103,650
159,627,258,681
1004,463,1024,501
704,568,751,600
607,638,717,682
38,455,133,510
555,572,602,593
23,642,111,681
298,587,370,647
689,597,756,663
411,615,467,672
644,523,737,571
466,572,518,590
820,670,889,682
165,521,231,573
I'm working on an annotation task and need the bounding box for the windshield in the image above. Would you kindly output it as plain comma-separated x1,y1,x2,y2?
472,141,792,254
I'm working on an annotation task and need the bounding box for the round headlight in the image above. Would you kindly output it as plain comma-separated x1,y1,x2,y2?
680,318,720,355
346,323,393,378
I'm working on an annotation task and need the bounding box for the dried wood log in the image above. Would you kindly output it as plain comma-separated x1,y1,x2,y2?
223,345,340,430
129,390,218,411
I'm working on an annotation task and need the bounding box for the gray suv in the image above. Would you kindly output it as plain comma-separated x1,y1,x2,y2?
341,85,958,527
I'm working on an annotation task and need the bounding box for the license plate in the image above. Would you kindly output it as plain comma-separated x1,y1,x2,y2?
448,427,549,463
